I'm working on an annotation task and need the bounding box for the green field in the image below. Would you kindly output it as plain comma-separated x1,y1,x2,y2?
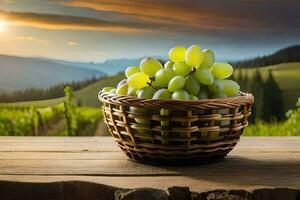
234,62,300,110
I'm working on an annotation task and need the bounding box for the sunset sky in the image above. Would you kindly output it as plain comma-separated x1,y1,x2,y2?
0,0,299,62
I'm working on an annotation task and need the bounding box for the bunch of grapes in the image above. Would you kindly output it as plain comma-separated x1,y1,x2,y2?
102,44,240,101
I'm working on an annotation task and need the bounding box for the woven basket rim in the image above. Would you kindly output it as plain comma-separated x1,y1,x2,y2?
98,91,254,110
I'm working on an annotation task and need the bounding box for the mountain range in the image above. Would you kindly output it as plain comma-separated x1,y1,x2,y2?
0,54,146,92
0,55,105,91
38,57,143,75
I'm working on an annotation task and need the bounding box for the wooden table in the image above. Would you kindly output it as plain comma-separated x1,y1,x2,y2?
0,136,300,192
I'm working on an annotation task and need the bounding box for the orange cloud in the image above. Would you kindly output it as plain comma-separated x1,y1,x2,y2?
60,0,266,32
2,0,293,36
0,10,155,33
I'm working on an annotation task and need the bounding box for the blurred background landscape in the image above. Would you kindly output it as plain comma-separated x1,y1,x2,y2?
0,0,299,136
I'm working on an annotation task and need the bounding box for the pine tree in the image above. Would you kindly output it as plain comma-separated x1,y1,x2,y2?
243,70,249,91
249,70,264,123
262,70,284,122
236,69,243,90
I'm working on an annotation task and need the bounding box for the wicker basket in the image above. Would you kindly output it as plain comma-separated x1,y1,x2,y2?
98,91,254,164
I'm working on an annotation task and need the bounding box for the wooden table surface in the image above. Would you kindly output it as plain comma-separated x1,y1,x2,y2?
0,136,300,192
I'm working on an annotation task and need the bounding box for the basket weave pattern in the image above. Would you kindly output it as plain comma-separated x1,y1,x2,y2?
99,92,254,163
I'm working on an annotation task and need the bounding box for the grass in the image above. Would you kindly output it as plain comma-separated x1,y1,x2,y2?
244,97,300,136
244,122,297,136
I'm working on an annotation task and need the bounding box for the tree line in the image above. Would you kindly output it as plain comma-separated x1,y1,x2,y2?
0,76,101,102
233,69,284,123
231,45,300,68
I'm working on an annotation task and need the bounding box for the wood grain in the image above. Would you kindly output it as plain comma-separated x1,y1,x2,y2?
0,136,300,191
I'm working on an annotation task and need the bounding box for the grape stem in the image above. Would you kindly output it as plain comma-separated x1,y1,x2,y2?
147,77,155,86
185,67,196,77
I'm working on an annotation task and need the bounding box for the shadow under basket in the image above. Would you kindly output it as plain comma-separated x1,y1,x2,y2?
98,91,254,165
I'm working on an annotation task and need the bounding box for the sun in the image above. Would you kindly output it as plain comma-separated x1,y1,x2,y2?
0,20,7,32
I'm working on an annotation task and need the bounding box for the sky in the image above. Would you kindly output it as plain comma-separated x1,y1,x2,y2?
0,0,299,62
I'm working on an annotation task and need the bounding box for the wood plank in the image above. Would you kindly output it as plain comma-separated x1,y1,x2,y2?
1,151,300,164
236,136,300,151
0,175,299,192
1,137,300,176
1,157,300,176
0,136,103,141
0,137,119,152
1,136,300,190
1,136,300,152
0,152,128,160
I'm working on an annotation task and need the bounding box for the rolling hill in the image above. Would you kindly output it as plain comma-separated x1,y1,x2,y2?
1,73,125,108
41,58,142,75
0,55,106,91
232,45,300,68
2,62,299,111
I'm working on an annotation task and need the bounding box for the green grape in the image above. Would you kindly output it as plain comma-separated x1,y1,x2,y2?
185,45,204,67
127,87,138,96
155,68,176,87
137,86,156,99
211,63,233,79
198,87,209,99
160,108,169,117
208,79,224,94
168,75,185,92
212,93,227,99
194,68,214,85
129,107,150,125
127,72,150,89
168,46,186,63
164,61,175,69
172,89,190,100
222,80,240,97
160,108,170,127
153,89,172,100
102,87,114,93
190,95,199,100
109,88,116,94
125,66,140,78
116,83,128,95
140,57,163,77
218,109,230,126
117,79,127,88
160,108,170,144
200,49,215,68
185,74,200,95
173,61,192,76
218,108,229,115
150,79,160,88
